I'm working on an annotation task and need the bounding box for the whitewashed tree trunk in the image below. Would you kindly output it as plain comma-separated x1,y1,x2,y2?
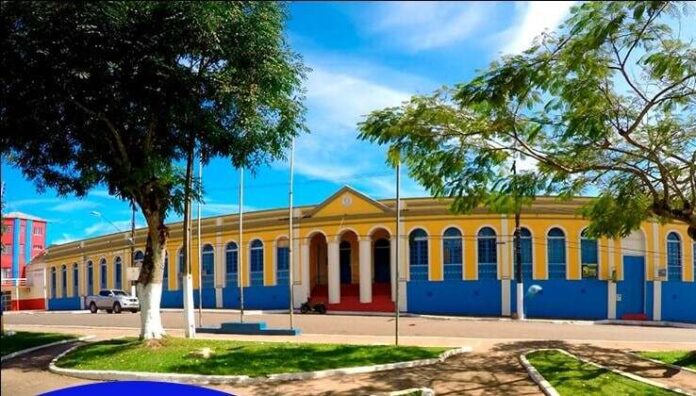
137,210,168,340
138,281,165,339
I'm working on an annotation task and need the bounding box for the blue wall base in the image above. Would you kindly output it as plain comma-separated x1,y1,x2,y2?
407,279,502,316
524,280,607,320
47,297,82,311
661,281,696,323
222,285,289,310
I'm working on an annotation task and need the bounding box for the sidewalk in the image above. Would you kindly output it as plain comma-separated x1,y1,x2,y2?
571,346,696,393
3,324,695,396
6,323,695,352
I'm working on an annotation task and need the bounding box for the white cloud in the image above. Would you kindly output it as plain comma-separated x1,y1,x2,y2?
52,234,78,245
366,2,492,51
85,219,141,236
5,197,59,210
89,190,116,199
499,1,576,54
50,200,99,213
199,198,256,216
286,63,415,191
305,67,411,131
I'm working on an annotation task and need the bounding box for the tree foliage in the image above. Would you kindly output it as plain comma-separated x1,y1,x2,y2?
359,1,696,240
1,1,306,337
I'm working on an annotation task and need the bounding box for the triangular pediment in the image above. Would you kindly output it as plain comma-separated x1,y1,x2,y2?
306,186,392,218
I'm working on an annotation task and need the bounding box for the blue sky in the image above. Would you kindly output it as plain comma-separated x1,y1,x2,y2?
2,1,578,245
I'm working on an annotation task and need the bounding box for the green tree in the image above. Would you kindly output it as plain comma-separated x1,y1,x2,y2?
359,1,696,240
1,1,306,338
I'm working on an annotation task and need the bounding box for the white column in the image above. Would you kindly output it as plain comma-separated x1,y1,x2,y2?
501,279,510,316
359,237,372,303
292,228,304,307
301,242,310,303
607,238,617,319
652,222,662,321
215,287,223,308
653,281,662,321
607,281,617,319
328,241,340,304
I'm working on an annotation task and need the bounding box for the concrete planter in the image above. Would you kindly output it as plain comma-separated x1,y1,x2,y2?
1,335,94,363
49,344,471,385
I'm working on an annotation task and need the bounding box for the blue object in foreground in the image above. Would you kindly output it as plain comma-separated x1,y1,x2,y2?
197,321,301,336
526,284,543,297
39,381,233,396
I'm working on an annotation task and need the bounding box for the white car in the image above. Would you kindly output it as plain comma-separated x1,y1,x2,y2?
85,289,140,314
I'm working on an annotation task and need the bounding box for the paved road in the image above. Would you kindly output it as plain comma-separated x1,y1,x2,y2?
3,312,695,396
5,310,696,344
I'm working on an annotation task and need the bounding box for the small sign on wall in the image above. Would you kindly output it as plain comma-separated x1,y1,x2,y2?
127,267,140,281
657,268,667,280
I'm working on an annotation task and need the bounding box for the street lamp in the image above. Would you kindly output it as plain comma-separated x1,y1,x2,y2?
90,209,136,295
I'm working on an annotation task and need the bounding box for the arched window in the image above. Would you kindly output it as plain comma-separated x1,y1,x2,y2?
225,242,238,287
86,261,94,295
277,238,290,285
50,267,56,299
114,257,122,289
61,265,67,298
477,227,497,279
134,251,144,266
547,228,566,279
201,244,215,288
580,229,599,279
162,252,169,290
442,227,462,280
409,229,429,281
667,232,682,280
250,240,264,286
72,263,79,297
99,258,107,289
520,228,533,279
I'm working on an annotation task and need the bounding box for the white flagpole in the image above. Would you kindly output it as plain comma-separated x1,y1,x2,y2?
395,160,401,346
288,138,295,329
197,157,203,326
238,167,245,323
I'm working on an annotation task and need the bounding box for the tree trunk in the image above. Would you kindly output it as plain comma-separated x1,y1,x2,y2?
137,210,168,339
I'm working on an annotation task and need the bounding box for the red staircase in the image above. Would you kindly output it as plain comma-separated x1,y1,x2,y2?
310,283,395,312
621,313,648,321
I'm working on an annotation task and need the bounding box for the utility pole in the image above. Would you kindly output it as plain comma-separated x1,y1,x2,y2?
394,160,401,346
197,157,203,327
238,167,245,323
513,157,524,320
130,202,136,297
182,136,196,338
288,139,295,329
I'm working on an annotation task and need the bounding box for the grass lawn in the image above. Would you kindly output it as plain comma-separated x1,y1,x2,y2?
56,337,447,377
1,331,77,356
639,351,696,370
526,350,678,395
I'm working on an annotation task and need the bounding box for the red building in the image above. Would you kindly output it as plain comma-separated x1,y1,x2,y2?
1,211,47,310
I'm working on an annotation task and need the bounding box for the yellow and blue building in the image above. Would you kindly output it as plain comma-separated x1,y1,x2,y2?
27,186,696,323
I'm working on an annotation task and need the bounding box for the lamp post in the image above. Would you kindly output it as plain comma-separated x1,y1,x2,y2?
90,210,136,296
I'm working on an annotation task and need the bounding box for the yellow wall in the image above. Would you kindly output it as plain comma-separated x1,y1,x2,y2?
42,191,695,301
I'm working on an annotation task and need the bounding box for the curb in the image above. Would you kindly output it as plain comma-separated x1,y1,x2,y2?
522,348,693,396
519,351,560,396
596,320,696,329
626,351,696,376
372,387,435,396
49,344,471,385
1,335,95,363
